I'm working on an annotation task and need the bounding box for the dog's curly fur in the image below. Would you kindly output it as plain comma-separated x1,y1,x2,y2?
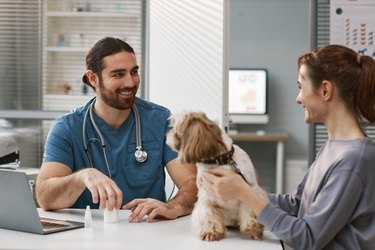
166,111,264,241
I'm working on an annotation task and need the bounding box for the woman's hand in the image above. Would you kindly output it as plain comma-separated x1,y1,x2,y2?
201,168,247,201
201,168,268,216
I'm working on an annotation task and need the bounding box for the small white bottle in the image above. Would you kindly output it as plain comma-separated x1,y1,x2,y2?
84,205,92,228
104,200,119,223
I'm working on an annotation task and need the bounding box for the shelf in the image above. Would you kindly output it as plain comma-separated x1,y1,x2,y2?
46,11,135,18
44,94,94,101
43,94,94,111
45,47,88,52
42,0,144,114
0,110,67,120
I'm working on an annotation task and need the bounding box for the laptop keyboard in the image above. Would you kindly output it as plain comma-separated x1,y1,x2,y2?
41,220,71,230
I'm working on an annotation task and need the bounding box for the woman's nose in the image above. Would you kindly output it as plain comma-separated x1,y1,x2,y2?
296,94,301,104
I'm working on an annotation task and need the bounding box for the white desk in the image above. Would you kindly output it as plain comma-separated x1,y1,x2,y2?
230,133,288,193
0,209,282,250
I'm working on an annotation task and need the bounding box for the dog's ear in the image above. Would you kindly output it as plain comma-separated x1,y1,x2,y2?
166,113,185,152
179,113,227,163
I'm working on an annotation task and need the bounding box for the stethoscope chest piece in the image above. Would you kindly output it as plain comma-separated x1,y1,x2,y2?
134,146,147,163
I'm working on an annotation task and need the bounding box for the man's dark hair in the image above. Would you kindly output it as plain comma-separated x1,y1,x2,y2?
82,37,135,89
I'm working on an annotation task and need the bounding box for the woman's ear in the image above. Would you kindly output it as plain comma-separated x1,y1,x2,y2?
85,70,99,88
321,80,333,101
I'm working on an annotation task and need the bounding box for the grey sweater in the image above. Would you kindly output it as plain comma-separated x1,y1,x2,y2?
259,137,375,250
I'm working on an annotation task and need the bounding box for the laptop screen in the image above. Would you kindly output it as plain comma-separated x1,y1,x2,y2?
0,169,83,234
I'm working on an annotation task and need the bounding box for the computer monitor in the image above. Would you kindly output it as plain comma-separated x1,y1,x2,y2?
228,68,269,124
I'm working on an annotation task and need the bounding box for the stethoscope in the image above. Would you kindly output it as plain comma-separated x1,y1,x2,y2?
82,98,148,178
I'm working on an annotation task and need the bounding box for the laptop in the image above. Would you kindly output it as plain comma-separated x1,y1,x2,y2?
0,169,84,234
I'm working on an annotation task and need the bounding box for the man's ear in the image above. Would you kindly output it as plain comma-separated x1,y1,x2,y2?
85,70,99,88
321,80,333,101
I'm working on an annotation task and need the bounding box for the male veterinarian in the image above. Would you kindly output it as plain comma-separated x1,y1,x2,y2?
36,37,197,223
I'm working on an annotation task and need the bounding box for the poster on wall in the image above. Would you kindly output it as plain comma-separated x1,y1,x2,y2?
330,0,375,59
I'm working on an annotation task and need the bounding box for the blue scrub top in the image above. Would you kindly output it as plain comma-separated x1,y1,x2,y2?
43,97,177,208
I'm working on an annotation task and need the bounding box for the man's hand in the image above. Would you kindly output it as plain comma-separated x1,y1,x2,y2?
122,198,180,223
37,162,122,211
80,168,123,211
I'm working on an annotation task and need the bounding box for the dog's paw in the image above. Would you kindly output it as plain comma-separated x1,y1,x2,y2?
200,231,225,241
248,227,263,240
241,223,264,240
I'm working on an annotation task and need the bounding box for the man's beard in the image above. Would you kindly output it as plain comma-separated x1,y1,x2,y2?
98,78,138,110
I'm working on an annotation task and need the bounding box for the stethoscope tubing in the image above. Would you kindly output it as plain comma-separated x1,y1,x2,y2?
82,98,147,178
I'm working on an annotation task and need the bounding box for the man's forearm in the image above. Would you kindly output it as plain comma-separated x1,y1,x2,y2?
168,177,198,217
36,172,86,210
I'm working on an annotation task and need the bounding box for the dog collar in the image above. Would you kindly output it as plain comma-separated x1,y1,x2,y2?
201,145,248,182
201,146,236,166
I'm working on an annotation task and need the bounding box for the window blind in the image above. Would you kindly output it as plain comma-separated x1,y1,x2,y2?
0,0,42,110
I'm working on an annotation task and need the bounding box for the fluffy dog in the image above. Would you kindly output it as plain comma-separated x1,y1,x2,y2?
166,111,264,241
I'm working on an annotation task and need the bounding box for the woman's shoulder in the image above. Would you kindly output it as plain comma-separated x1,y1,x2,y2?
359,137,375,164
343,137,375,159
321,138,374,173
335,137,375,174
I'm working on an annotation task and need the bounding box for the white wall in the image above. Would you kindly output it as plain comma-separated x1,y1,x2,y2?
146,0,311,192
229,0,310,159
229,0,310,192
147,0,229,128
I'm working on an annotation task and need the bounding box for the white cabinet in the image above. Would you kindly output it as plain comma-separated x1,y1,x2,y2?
42,0,144,111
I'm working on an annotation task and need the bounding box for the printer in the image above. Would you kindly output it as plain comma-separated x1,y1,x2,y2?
0,132,20,169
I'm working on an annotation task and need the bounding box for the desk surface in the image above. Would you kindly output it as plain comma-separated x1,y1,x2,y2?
0,209,282,250
230,133,288,142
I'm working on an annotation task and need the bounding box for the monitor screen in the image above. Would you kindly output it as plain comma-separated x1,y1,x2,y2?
228,68,269,124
